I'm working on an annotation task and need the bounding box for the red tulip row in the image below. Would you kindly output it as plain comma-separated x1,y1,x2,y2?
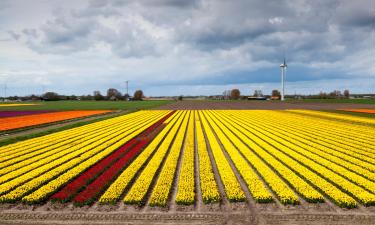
49,139,138,202
73,139,149,205
50,111,174,204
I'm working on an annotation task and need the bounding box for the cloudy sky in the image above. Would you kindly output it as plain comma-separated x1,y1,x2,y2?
0,0,375,96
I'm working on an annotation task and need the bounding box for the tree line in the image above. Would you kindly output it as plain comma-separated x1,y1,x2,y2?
4,88,144,101
215,89,351,100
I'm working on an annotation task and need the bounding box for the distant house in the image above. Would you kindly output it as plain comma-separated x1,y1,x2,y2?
248,96,267,100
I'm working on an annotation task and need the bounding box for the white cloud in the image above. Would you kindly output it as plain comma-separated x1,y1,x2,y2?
268,17,284,25
0,0,374,96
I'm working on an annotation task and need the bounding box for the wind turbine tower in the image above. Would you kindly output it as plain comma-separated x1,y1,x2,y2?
279,58,287,101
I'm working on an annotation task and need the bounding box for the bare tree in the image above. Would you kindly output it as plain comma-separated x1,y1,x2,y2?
107,88,122,100
344,89,350,98
42,92,60,101
133,90,144,100
253,90,263,97
329,90,341,98
93,90,104,101
230,89,240,100
271,90,281,98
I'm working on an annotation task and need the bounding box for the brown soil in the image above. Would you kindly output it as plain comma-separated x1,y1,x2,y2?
1,203,374,225
156,100,375,110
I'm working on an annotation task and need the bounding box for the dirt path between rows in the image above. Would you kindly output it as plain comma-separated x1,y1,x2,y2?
1,205,375,225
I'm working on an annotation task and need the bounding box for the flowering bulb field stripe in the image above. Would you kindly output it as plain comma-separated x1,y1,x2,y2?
258,112,375,167
195,111,220,204
71,112,174,205
50,139,139,202
0,111,164,197
261,110,375,145
281,110,375,138
0,110,56,118
199,111,246,202
0,112,160,184
222,112,375,207
0,110,113,131
256,111,375,158
218,111,356,208
0,112,157,174
148,111,190,206
235,113,375,197
53,111,174,204
209,111,312,204
276,112,375,152
20,111,169,204
0,111,168,202
340,109,375,114
0,110,146,155
0,111,154,165
99,111,182,204
1,109,374,208
175,112,195,205
288,110,375,125
244,113,375,178
72,140,148,205
0,110,147,155
124,111,188,205
203,111,275,203
0,104,37,107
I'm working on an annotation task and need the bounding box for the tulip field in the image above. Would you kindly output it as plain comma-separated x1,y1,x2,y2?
0,110,113,131
0,109,375,210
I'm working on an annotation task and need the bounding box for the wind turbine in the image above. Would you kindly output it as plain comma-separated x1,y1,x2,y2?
279,58,287,101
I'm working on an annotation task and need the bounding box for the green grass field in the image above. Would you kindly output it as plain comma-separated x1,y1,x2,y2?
0,100,173,111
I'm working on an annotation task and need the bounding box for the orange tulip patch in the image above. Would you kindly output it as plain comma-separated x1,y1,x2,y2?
0,110,112,131
340,109,375,114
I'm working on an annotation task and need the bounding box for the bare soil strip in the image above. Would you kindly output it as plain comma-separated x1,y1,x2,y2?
1,207,375,225
156,100,375,110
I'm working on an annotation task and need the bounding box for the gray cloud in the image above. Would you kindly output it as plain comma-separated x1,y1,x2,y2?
1,0,375,96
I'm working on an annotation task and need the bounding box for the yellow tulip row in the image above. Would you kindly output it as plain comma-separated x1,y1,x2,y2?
276,111,375,152
148,111,190,206
203,111,275,203
22,112,168,204
0,110,145,156
0,111,169,203
210,111,318,204
199,111,246,202
218,110,356,207
245,113,375,179
260,111,375,164
288,109,375,125
123,111,187,205
0,111,147,161
221,111,375,208
0,112,155,176
283,110,375,136
240,113,375,198
195,112,221,204
98,111,183,204
175,112,195,205
0,112,161,188
250,111,375,160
